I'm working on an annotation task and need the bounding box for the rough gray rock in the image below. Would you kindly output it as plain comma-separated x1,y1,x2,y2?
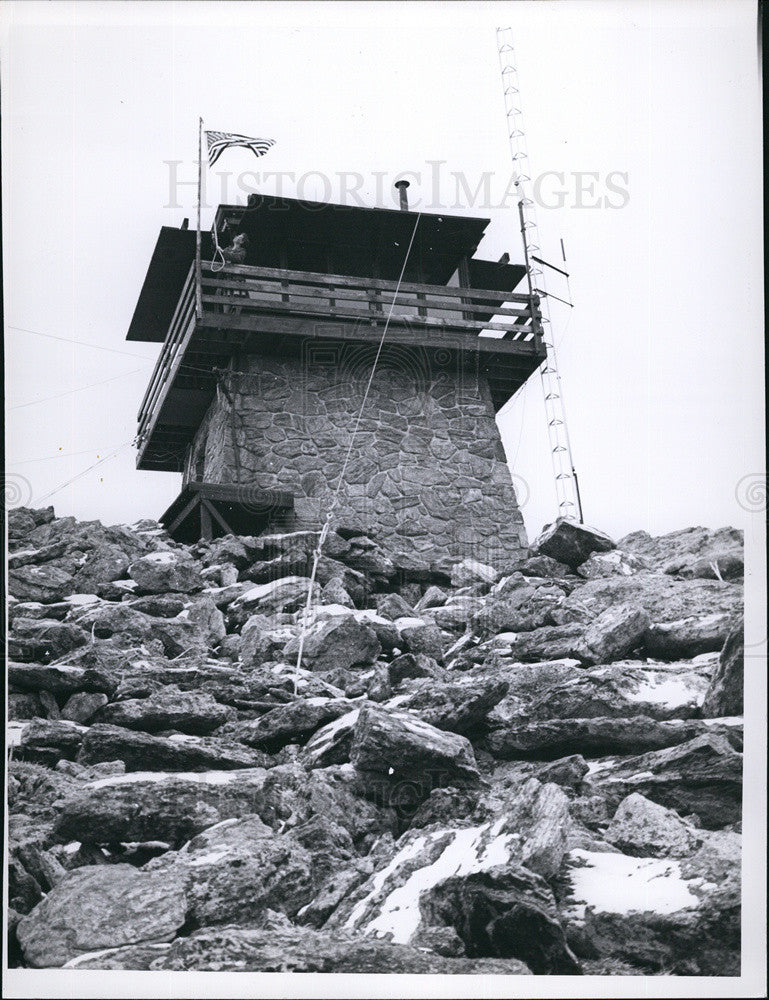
128,551,204,594
702,625,743,717
328,800,578,973
283,616,381,672
78,723,271,771
450,558,500,588
604,792,700,858
8,564,76,603
9,619,87,663
95,685,233,735
19,719,88,765
228,577,318,624
554,573,742,629
54,768,271,845
8,661,114,697
350,706,481,793
519,662,708,722
61,692,109,724
375,592,416,620
394,618,447,661
385,677,508,736
645,613,733,660
16,864,187,968
576,549,652,579
504,623,587,663
585,732,743,829
387,652,444,686
148,819,316,927
531,519,616,569
216,698,358,751
557,841,740,975
580,603,650,664
482,716,736,761
150,924,531,973
682,551,744,580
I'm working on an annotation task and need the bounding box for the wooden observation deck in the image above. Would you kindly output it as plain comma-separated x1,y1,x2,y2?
128,196,547,473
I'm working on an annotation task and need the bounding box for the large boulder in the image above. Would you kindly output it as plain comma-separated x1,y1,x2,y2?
146,817,316,927
450,559,500,588
73,603,208,659
620,526,743,576
95,686,233,735
482,716,739,761
682,552,744,581
553,573,742,629
71,544,131,593
239,615,296,668
54,768,271,845
128,551,204,594
644,612,734,660
61,691,110,724
228,577,318,626
518,661,710,722
299,710,361,768
504,624,587,663
579,603,650,664
180,595,226,647
576,549,652,579
328,805,578,974
8,661,115,697
350,706,481,801
216,698,359,752
384,676,509,737
585,732,743,828
557,841,740,974
603,793,700,858
257,762,398,849
16,864,187,968
394,617,448,661
77,724,270,771
18,719,88,765
8,564,76,603
701,625,744,717
283,616,381,673
9,619,87,663
531,519,616,569
150,923,530,973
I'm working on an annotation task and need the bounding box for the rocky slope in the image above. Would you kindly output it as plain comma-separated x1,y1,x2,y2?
6,508,744,975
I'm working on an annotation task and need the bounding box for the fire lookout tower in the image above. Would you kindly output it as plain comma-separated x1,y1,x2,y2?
127,188,546,569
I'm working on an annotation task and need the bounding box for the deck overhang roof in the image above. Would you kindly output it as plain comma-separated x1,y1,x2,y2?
127,196,525,342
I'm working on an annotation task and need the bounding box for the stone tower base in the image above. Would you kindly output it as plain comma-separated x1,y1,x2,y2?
185,343,528,569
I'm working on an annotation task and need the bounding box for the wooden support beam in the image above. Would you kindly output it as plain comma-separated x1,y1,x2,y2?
201,497,234,537
165,494,200,535
199,500,213,541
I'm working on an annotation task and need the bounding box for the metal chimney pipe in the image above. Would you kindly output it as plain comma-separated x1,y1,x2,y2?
394,179,410,211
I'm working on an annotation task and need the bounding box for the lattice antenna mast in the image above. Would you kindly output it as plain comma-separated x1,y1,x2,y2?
496,27,583,523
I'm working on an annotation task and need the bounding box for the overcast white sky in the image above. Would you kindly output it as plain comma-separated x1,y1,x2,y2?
1,0,764,546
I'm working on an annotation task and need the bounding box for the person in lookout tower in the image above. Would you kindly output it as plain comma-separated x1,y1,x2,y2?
220,232,250,313
222,232,249,263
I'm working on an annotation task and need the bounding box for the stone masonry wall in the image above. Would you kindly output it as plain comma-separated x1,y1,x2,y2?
186,344,528,568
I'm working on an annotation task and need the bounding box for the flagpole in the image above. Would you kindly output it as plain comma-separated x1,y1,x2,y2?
196,116,203,319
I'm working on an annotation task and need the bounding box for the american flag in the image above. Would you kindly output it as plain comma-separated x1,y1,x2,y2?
205,130,275,167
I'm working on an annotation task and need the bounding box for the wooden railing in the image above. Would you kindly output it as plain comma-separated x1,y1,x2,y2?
137,261,541,445
199,262,541,338
137,261,196,434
